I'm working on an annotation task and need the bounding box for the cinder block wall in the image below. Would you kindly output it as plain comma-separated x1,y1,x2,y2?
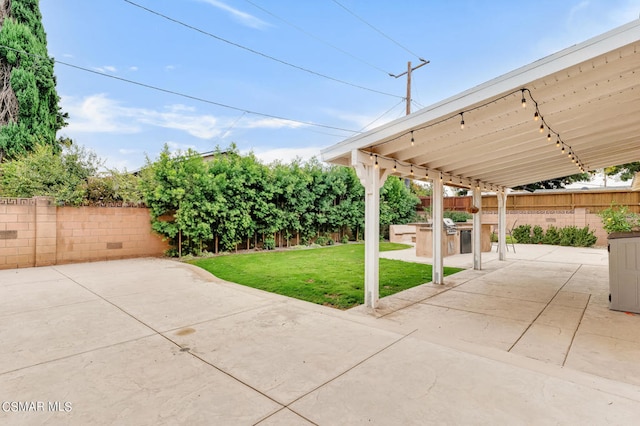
56,206,169,265
0,198,37,269
0,197,168,270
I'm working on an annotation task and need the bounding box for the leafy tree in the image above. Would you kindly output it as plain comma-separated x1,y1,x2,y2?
0,0,67,162
0,143,101,204
380,176,419,226
605,162,640,182
410,181,432,197
513,172,591,191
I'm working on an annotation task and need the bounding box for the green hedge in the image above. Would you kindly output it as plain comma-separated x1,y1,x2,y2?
510,224,597,247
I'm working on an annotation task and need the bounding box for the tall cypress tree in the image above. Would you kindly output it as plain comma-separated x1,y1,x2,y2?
0,0,66,162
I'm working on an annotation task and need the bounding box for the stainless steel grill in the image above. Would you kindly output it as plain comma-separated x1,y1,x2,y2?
443,218,458,235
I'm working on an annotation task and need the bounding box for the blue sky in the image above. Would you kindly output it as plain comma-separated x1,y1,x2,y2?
39,0,640,171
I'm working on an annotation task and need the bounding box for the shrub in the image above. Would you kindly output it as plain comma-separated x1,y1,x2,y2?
512,225,532,244
314,235,329,246
559,226,577,246
507,223,596,248
443,211,472,222
263,238,275,250
542,225,561,245
340,235,349,244
326,237,335,246
599,203,640,233
574,226,598,247
531,225,544,244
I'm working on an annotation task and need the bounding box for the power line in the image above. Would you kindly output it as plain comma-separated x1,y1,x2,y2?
0,43,361,134
242,0,393,76
330,0,425,62
123,0,402,99
359,99,405,132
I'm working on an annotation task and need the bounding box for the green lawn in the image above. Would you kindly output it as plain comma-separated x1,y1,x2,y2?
190,243,463,309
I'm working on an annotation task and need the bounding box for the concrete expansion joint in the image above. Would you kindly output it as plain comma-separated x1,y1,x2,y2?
508,265,582,353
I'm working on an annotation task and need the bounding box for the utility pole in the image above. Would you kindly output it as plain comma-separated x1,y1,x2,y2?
390,59,429,189
390,59,429,115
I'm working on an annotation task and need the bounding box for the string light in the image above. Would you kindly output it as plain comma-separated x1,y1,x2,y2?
393,161,397,172
369,152,373,160
361,87,587,181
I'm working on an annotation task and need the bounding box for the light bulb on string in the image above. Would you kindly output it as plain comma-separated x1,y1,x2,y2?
410,130,415,146
410,166,414,177
561,146,565,154
556,139,560,148
374,155,379,169
369,152,373,161
460,112,465,130
568,151,572,158
534,111,539,121
393,161,397,172
521,89,526,108
547,133,551,142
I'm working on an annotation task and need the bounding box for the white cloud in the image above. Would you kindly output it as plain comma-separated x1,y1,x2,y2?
61,94,140,134
535,1,640,56
197,0,270,29
167,104,196,113
62,94,226,139
129,66,138,72
137,109,221,139
244,146,322,165
165,141,198,153
61,94,325,144
165,65,176,71
325,106,402,132
568,1,591,25
242,117,307,129
93,65,117,73
118,148,140,155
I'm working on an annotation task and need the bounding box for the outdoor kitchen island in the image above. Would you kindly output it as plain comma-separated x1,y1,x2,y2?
415,220,493,258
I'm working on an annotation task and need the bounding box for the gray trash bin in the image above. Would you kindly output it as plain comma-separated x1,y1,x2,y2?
608,231,640,313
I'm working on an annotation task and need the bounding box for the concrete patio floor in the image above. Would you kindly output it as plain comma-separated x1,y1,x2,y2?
1,245,639,424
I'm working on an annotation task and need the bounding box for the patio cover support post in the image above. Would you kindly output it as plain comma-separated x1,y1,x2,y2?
472,186,482,270
497,190,507,261
432,177,444,284
352,150,389,308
